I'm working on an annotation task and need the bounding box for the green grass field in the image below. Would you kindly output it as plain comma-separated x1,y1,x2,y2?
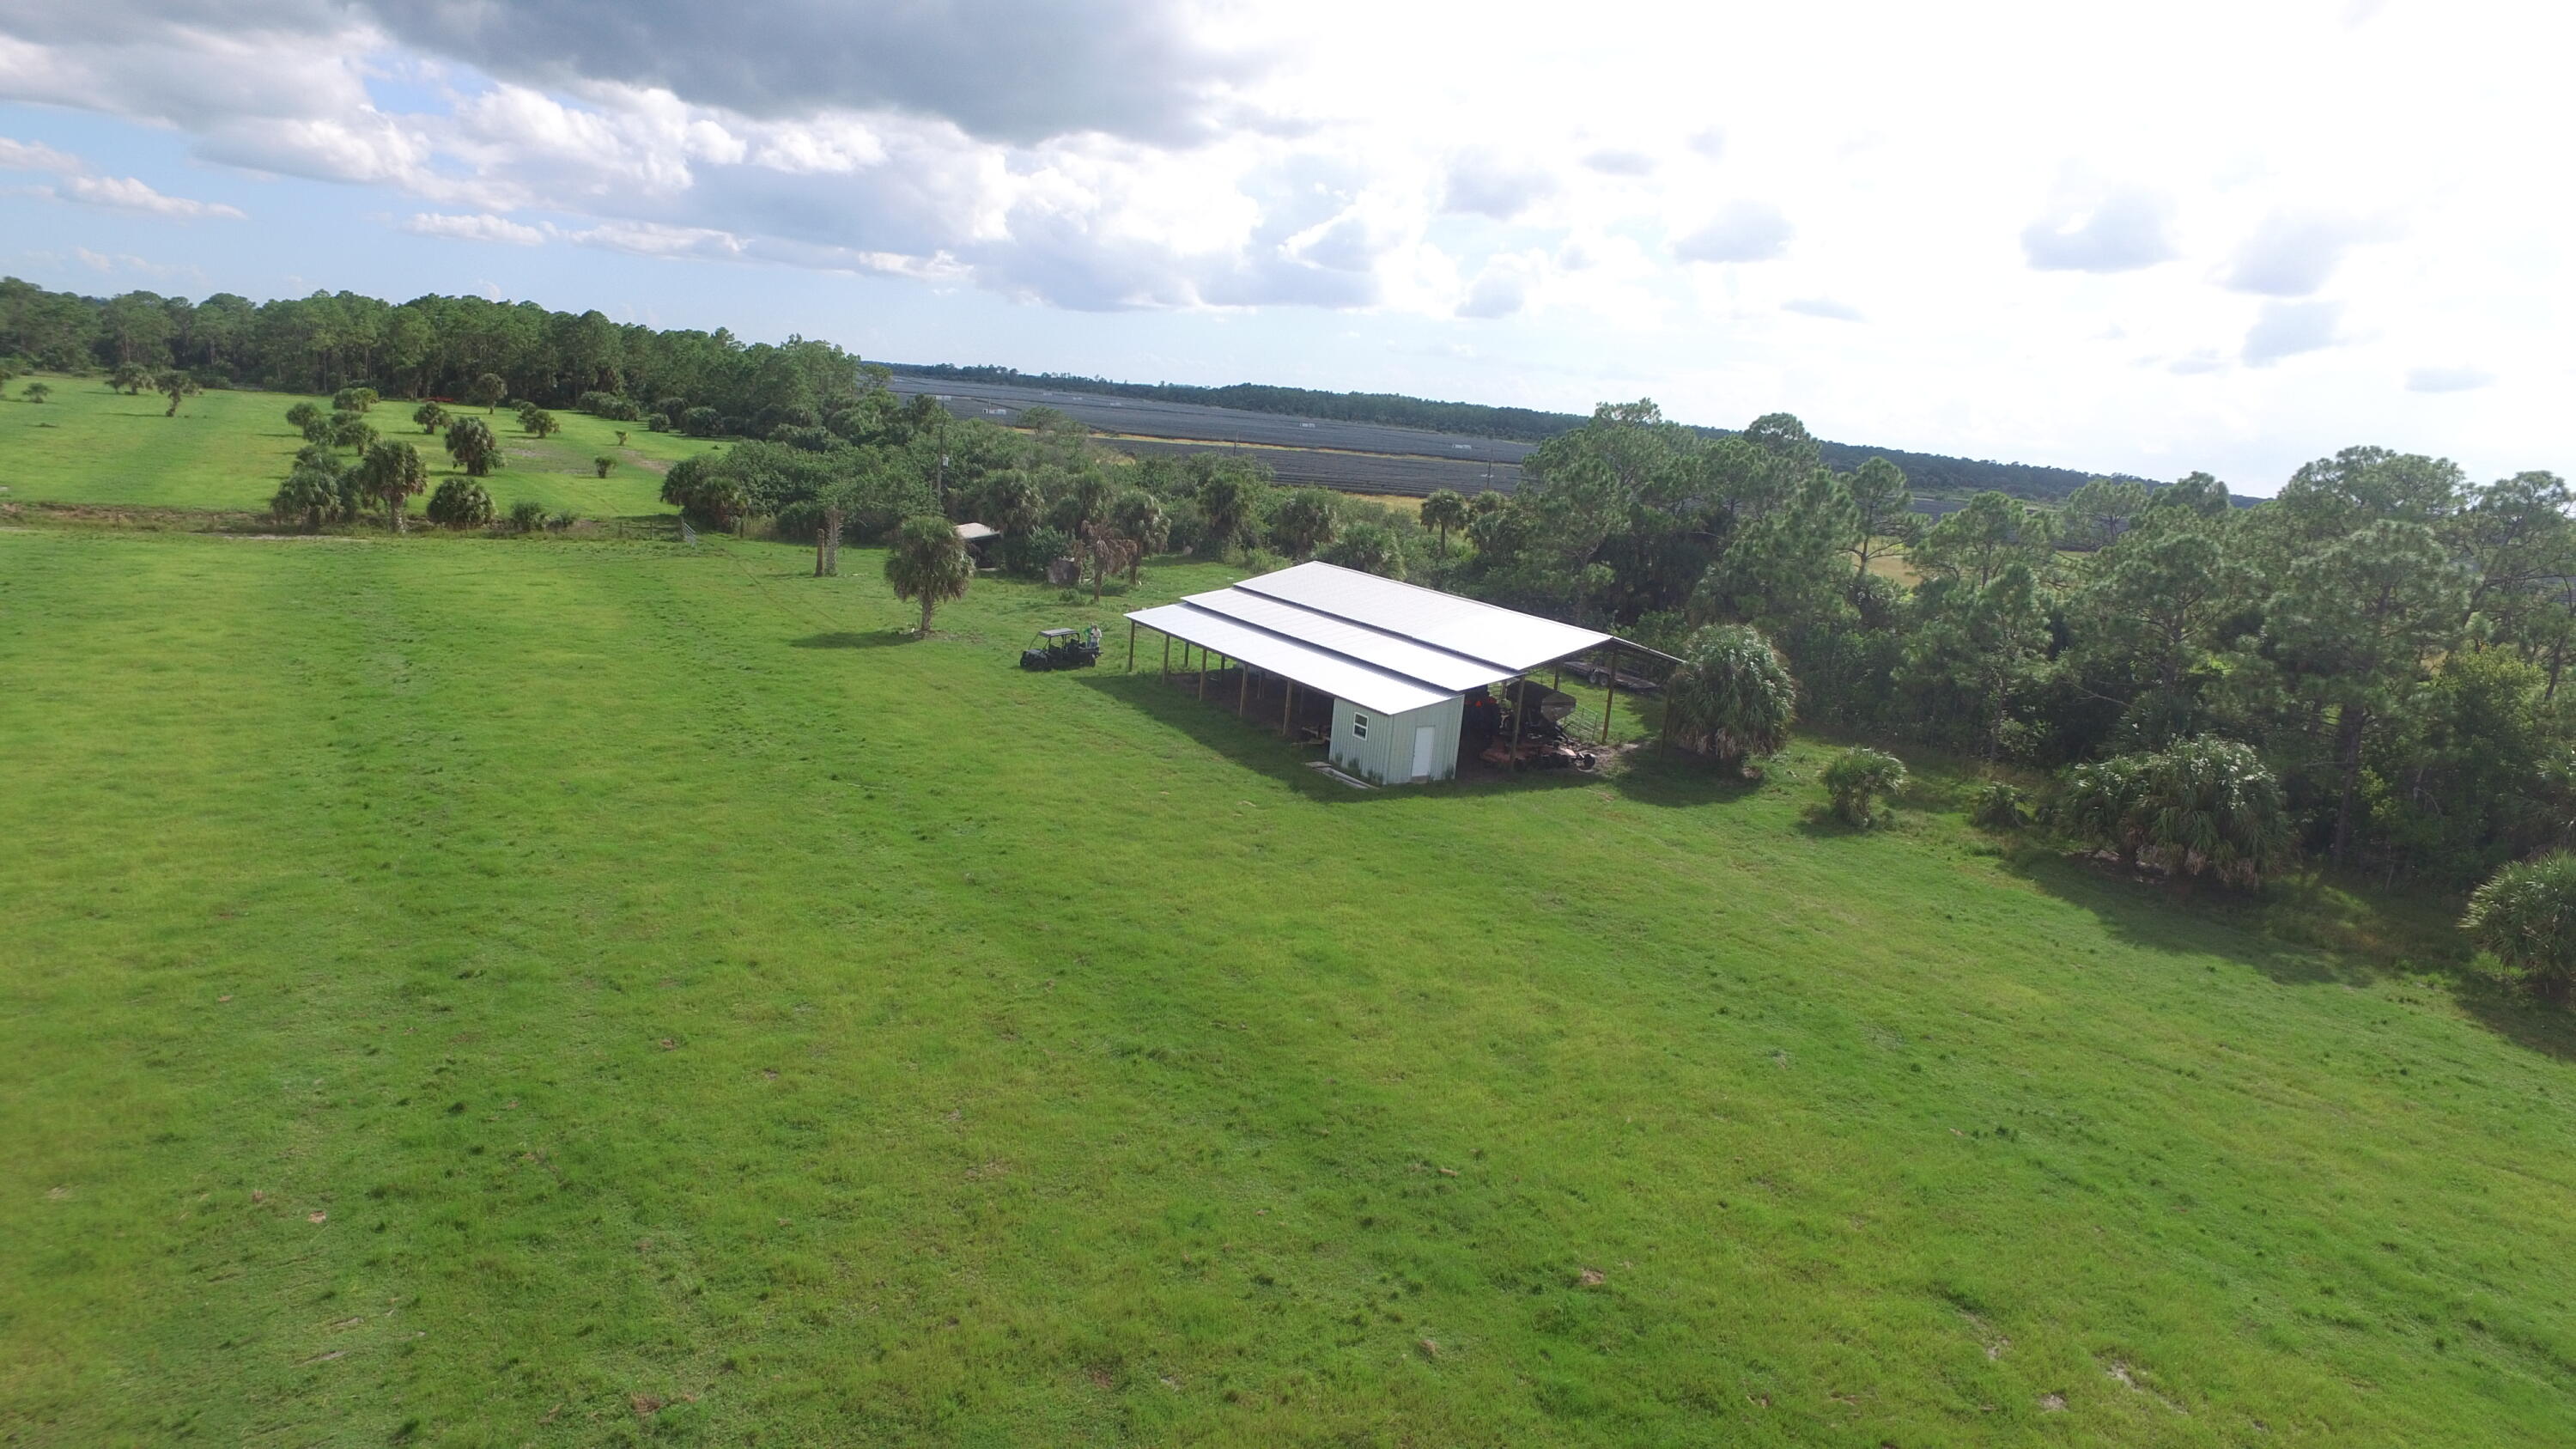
3,399,2575,1446
0,376,709,519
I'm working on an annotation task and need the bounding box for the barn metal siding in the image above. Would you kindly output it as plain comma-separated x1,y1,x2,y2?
1330,696,1463,785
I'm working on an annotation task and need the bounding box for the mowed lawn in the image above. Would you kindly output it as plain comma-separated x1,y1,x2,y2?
3,526,2575,1447
0,376,710,518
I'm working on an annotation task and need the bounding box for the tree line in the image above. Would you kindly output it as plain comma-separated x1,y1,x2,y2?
1498,404,2573,928
889,361,2136,501
0,274,2122,501
0,277,878,437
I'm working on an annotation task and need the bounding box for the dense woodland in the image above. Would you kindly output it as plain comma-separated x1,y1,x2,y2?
8,277,2573,953
0,278,870,435
1478,405,2575,910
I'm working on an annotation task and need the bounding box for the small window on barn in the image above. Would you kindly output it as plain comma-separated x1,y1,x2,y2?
1352,713,1370,740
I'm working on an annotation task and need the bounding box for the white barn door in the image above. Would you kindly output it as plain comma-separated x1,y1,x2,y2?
1411,725,1437,781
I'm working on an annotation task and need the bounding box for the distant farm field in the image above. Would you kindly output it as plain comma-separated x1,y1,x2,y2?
886,374,1525,496
3,499,2575,1445
0,375,710,517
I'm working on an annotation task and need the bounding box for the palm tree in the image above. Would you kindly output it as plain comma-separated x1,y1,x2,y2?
978,469,1042,537
1079,521,1138,602
2131,736,2293,887
1822,748,1907,827
813,480,852,577
1421,489,1467,557
425,478,495,529
1109,489,1168,583
1196,471,1258,559
358,440,428,531
1270,488,1340,559
413,401,447,434
110,362,150,395
444,417,501,477
885,514,974,637
1316,521,1407,578
2055,738,2291,886
2057,755,2151,871
2463,851,2576,999
1664,624,1797,772
1058,465,1115,537
157,370,202,417
270,466,341,532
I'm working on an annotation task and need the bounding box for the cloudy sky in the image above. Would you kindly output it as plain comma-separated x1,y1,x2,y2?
2,0,2567,490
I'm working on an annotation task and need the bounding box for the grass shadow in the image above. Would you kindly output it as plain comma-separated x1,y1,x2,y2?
790,630,915,650
2002,845,2470,991
1605,747,1768,808
1073,671,1335,796
1072,671,1609,803
1792,807,1878,839
2451,976,2576,1063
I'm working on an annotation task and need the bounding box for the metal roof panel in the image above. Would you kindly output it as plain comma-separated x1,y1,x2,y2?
1232,561,1612,672
1178,588,1513,693
1125,602,1455,715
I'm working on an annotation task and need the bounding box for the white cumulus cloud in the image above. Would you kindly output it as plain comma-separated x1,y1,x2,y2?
2243,300,2345,366
2021,186,2176,273
0,135,81,172
2405,365,2493,393
400,211,544,245
1674,201,1791,264
59,173,244,219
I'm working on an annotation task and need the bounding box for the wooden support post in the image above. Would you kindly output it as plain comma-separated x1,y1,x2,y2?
1162,632,1171,679
1282,680,1295,738
1237,664,1249,716
1600,643,1618,746
1127,619,1136,672
1508,677,1527,771
1198,650,1208,699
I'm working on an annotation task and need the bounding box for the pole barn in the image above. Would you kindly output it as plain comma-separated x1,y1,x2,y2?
1125,562,1669,784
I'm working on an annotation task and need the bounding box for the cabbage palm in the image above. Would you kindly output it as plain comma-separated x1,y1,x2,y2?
885,514,973,637
1822,747,1907,826
270,466,341,532
1110,490,1168,583
1664,624,1798,773
357,440,428,532
2461,852,2576,998
2131,736,2293,887
1420,490,1467,557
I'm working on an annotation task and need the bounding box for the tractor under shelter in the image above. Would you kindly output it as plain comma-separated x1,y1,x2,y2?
1124,562,1669,785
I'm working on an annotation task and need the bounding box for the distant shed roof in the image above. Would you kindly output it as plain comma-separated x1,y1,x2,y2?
955,521,999,542
1125,562,1624,716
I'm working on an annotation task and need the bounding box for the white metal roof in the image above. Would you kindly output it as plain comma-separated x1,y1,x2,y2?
1126,561,1623,715
1232,561,1613,673
955,521,999,542
1178,585,1510,693
1127,601,1455,715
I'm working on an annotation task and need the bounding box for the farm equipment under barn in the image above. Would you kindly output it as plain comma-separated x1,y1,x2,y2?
1020,627,1102,672
1473,680,1598,770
